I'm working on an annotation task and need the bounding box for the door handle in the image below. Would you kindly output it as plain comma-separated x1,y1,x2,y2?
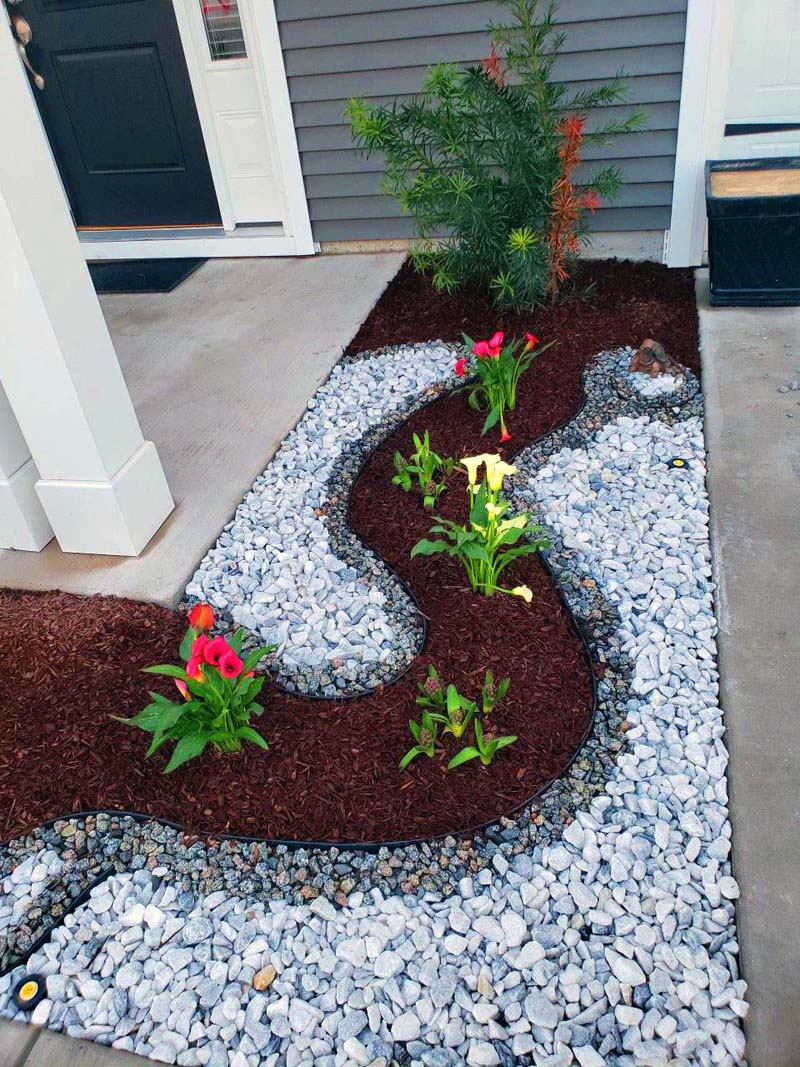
12,17,45,89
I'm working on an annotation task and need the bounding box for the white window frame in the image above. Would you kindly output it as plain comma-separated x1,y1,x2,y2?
666,0,735,267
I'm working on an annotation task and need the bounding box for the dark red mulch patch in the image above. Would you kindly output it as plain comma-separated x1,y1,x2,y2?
0,260,699,845
348,258,700,378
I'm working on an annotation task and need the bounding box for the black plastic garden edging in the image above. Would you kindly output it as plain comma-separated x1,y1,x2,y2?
1,360,616,855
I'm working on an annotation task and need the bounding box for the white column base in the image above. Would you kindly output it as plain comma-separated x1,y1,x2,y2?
0,457,54,551
35,441,174,556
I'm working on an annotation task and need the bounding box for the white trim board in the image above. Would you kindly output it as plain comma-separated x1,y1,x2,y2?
80,231,311,261
667,0,735,268
240,0,314,254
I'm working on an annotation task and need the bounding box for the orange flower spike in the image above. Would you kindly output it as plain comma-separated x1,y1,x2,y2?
480,42,505,86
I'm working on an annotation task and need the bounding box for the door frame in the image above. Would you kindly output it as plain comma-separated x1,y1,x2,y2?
666,0,735,268
5,0,315,258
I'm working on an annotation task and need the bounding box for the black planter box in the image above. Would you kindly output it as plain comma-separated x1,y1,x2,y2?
705,157,800,307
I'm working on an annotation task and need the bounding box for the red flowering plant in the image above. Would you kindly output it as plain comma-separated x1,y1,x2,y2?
118,603,276,773
456,330,553,441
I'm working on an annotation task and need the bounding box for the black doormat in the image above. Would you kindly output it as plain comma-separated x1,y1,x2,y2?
88,258,205,294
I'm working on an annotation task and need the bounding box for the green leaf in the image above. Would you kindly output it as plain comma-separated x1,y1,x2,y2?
236,725,269,750
495,734,517,750
238,676,265,702
410,538,450,558
448,747,480,769
179,627,197,662
163,734,207,774
241,645,276,674
481,407,500,434
185,675,212,700
149,690,176,706
399,746,422,770
142,664,188,680
229,628,245,655
460,541,491,563
146,731,173,758
115,702,178,734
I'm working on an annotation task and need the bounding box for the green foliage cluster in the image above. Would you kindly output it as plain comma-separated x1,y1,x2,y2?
120,625,274,773
347,0,643,307
392,430,455,509
401,666,515,770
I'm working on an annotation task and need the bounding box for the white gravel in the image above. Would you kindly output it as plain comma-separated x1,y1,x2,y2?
186,344,456,690
0,409,747,1067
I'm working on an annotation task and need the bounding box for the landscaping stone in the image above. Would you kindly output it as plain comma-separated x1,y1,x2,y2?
0,349,745,1066
186,342,459,698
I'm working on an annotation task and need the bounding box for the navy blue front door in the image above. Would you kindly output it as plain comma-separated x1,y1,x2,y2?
11,0,220,227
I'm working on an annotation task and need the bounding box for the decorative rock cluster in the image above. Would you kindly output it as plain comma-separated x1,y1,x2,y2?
615,348,695,402
0,349,746,1065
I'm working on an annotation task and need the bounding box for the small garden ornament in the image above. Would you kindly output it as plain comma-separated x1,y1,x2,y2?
629,339,673,378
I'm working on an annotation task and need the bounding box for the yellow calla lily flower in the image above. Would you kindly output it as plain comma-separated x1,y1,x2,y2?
460,453,501,486
487,460,518,492
498,514,527,534
511,585,533,603
486,501,503,519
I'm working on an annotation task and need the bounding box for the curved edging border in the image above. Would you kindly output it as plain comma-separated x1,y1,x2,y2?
1,348,696,856
0,869,114,977
0,553,598,857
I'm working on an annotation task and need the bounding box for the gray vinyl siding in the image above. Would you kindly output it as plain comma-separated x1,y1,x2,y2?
275,0,687,243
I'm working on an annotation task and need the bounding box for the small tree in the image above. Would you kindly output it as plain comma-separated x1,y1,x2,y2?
347,0,644,308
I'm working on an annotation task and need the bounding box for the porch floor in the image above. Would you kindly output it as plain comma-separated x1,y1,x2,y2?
0,253,404,606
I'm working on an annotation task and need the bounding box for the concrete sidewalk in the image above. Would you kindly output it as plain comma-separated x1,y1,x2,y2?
698,270,800,1067
1,1020,145,1067
0,253,403,606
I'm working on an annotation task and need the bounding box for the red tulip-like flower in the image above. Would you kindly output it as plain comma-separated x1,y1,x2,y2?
454,356,469,377
189,603,214,631
218,649,244,679
186,656,205,682
524,332,540,352
472,340,491,359
203,635,232,668
500,428,512,443
174,678,190,701
191,634,209,659
489,331,504,350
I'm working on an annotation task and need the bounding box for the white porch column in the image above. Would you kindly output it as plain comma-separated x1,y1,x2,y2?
0,27,174,555
0,382,53,551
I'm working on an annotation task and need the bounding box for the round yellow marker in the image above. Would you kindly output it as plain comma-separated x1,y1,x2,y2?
12,974,45,1011
668,457,688,469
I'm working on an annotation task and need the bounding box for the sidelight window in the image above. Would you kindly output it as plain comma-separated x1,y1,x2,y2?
199,0,247,61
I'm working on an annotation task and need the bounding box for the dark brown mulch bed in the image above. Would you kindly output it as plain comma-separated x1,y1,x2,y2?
0,260,698,846
348,258,700,378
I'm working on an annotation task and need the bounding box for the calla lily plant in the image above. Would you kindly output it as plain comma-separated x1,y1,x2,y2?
411,453,549,600
118,603,276,773
456,330,553,441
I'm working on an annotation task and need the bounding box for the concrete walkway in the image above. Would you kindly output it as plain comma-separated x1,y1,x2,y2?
0,253,403,606
1,1020,144,1066
698,270,800,1067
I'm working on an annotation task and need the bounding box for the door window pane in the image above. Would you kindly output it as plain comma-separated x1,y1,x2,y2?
199,0,247,61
